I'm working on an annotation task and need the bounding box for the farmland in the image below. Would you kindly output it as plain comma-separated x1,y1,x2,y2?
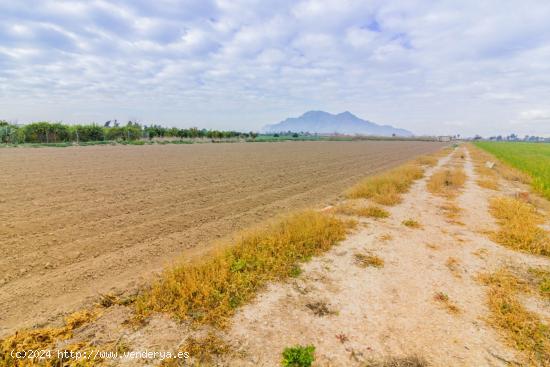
474,141,550,199
0,140,444,336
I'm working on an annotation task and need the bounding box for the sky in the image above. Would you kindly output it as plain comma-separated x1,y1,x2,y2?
1,0,549,137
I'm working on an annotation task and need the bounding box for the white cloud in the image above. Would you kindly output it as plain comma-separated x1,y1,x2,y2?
518,109,550,121
0,0,549,136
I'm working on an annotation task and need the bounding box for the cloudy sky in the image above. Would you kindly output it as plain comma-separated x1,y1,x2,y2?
1,0,549,136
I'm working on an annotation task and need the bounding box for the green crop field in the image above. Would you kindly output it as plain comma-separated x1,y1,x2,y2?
475,141,550,199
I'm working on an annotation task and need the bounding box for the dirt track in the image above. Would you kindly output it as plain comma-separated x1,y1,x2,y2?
0,141,444,336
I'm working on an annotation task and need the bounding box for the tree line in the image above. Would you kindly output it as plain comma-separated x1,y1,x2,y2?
0,120,259,144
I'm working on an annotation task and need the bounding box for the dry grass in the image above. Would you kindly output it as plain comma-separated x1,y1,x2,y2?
335,203,390,218
477,178,499,190
353,253,384,268
366,355,429,367
445,257,462,278
433,292,461,314
472,248,488,259
135,210,350,327
305,301,335,316
380,233,393,241
480,269,550,365
415,155,438,167
489,196,550,256
427,167,466,198
439,202,463,225
346,163,424,205
527,268,550,301
425,243,440,250
179,332,231,365
0,310,99,367
402,219,421,228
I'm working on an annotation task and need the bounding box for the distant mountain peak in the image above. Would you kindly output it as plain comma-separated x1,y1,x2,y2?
263,111,413,137
301,110,329,117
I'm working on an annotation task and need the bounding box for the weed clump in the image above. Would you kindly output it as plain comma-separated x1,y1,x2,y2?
346,163,424,205
480,269,550,365
489,197,549,256
427,168,466,197
182,332,231,364
477,178,499,190
433,292,460,314
354,253,384,268
415,155,438,167
281,345,315,367
366,355,429,367
135,210,348,327
445,257,461,278
305,301,333,316
527,268,550,300
439,202,463,225
402,219,421,228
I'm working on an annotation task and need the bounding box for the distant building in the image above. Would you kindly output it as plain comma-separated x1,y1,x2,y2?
437,136,452,142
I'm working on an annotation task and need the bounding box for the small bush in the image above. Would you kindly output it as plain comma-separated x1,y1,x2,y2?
281,345,315,367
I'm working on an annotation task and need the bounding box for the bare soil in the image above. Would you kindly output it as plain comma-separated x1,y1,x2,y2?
0,141,443,336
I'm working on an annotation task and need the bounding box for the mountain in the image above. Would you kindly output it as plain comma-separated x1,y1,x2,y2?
263,111,413,137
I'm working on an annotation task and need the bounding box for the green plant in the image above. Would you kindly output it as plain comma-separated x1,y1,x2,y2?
281,345,315,367
474,142,550,199
289,264,302,277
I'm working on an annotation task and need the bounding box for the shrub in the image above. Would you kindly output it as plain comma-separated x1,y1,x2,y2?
281,345,315,367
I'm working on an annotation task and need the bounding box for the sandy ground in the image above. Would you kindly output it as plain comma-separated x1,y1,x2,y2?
0,141,445,337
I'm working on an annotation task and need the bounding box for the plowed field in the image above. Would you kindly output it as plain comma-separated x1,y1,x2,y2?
0,141,444,335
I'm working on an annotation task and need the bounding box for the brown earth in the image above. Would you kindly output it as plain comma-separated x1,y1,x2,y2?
0,140,444,337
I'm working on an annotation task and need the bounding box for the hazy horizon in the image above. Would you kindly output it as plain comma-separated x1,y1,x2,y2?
1,1,550,137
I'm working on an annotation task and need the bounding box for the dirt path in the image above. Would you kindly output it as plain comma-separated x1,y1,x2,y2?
0,141,445,337
212,146,549,366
